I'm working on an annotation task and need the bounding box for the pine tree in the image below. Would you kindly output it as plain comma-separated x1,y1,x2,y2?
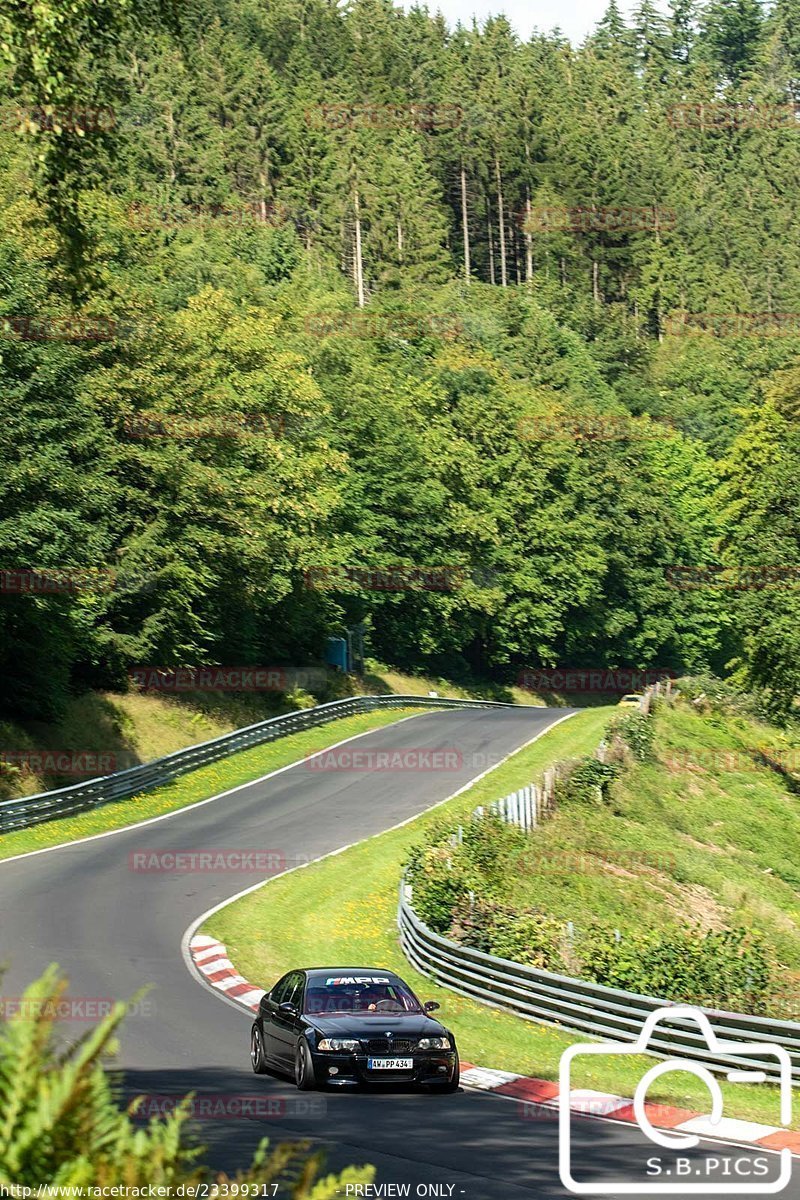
700,0,766,83
771,0,800,95
668,0,697,65
633,0,672,79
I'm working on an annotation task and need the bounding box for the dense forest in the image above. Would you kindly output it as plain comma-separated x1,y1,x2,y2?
2,0,800,722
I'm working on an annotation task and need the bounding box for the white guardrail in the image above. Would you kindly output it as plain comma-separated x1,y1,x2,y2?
398,678,800,1081
398,883,800,1082
0,693,527,834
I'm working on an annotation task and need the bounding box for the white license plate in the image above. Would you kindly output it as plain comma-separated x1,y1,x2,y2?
368,1057,413,1070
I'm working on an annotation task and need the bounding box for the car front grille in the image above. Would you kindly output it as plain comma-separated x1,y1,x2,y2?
366,1038,415,1054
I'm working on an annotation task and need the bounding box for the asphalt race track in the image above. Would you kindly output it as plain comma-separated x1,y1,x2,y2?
0,708,795,1199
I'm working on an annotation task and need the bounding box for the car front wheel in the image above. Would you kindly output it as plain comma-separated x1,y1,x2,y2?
250,1024,269,1074
295,1038,317,1090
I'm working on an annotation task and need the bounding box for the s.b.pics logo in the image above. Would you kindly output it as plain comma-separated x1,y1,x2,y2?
559,1006,793,1194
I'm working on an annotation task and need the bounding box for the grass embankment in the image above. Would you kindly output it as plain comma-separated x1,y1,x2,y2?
358,659,548,707
0,707,424,861
0,659,554,801
207,700,800,1129
0,688,329,800
503,700,800,999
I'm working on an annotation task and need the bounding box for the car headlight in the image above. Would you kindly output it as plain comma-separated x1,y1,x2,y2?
317,1038,361,1051
416,1036,451,1050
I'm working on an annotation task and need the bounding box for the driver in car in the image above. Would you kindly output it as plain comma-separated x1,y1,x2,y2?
360,984,402,1012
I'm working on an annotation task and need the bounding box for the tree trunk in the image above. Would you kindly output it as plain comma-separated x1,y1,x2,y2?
487,205,496,286
165,105,176,185
460,162,471,284
495,154,507,287
525,188,533,282
592,259,599,304
353,185,365,308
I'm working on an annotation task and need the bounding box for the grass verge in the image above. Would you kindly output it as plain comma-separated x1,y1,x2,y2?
0,708,425,862
358,659,548,706
501,701,800,991
0,688,334,800
206,703,794,1129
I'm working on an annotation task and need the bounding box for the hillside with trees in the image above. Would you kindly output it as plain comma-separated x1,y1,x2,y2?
1,0,800,726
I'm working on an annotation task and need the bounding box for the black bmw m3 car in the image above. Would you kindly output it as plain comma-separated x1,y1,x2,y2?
250,967,459,1092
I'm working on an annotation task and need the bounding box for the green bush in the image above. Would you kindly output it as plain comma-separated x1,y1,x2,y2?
405,812,527,931
677,674,770,721
404,743,775,1014
486,911,566,970
0,967,373,1195
458,812,527,879
580,925,771,1012
446,893,502,953
555,756,620,804
608,711,655,762
448,896,566,971
405,844,476,932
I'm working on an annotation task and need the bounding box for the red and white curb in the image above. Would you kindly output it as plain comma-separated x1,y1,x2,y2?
191,934,265,1010
190,935,800,1157
456,1066,800,1157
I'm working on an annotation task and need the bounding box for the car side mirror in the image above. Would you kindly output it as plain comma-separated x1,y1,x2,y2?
424,1001,440,1012
279,1001,298,1014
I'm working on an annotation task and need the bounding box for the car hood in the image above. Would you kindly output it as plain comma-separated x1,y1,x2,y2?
306,1013,448,1039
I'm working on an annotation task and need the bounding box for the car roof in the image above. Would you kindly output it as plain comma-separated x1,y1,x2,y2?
302,967,402,981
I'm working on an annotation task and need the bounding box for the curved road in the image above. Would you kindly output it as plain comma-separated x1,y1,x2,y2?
0,708,793,1198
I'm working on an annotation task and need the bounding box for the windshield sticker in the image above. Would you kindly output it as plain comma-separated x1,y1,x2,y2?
325,976,391,985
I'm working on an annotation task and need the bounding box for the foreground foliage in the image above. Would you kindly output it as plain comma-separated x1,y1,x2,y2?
0,967,373,1196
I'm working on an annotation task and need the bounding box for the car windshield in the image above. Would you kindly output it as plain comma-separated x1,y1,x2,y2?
304,977,422,1015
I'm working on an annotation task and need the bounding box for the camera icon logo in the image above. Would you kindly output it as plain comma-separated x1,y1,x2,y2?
559,1005,793,1194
